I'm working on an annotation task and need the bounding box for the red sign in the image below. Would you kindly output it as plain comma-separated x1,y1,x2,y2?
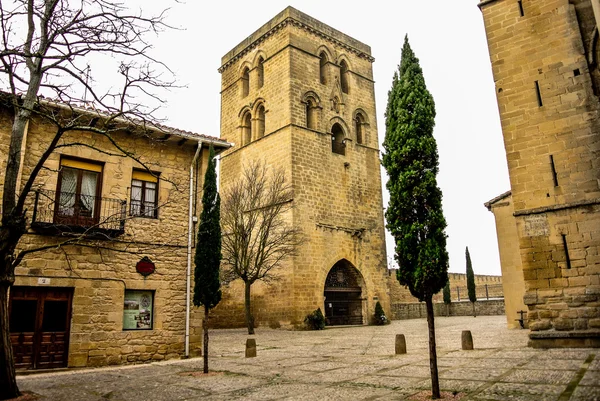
136,257,155,277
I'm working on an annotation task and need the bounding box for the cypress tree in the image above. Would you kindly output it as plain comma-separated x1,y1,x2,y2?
443,280,451,317
382,35,448,400
466,246,477,317
193,145,222,373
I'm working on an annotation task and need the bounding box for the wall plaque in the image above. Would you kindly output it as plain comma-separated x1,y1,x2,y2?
523,214,549,237
136,256,155,277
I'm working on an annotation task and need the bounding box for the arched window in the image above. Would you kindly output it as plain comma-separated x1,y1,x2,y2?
355,113,364,144
241,67,250,97
257,57,264,89
340,60,349,94
319,52,328,85
331,123,345,155
242,112,252,145
306,98,317,130
256,104,265,138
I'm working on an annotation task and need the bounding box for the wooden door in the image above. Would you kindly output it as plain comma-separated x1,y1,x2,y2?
9,287,73,369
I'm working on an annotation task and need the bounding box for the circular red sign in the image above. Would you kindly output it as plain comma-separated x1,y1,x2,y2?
136,257,155,277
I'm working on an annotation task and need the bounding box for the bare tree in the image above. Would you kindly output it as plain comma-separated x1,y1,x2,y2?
0,1,176,398
221,160,302,335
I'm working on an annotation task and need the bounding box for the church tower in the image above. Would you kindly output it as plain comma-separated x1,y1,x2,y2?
216,7,390,327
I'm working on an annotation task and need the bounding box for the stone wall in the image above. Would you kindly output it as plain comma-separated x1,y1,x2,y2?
479,0,600,345
486,192,528,329
3,108,225,368
391,300,506,320
388,270,503,304
215,6,390,328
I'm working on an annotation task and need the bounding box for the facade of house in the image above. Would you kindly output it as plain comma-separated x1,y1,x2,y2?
212,7,391,328
2,100,230,369
480,0,600,347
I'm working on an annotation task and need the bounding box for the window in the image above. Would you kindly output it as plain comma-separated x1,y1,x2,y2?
123,290,154,330
241,67,250,97
306,98,317,130
340,60,349,94
242,111,252,145
257,57,264,89
130,170,159,218
256,104,265,138
56,158,102,226
355,113,365,144
319,52,328,84
331,123,345,155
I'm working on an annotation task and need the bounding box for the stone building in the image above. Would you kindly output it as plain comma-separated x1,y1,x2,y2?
212,7,390,328
485,192,528,329
479,0,600,347
2,98,230,369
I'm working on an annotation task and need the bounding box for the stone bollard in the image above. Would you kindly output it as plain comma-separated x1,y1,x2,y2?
395,334,407,354
245,338,257,358
462,330,474,350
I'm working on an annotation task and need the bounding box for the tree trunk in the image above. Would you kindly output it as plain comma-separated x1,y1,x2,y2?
445,303,449,318
203,305,209,374
472,302,476,317
0,280,20,400
425,297,440,399
244,281,254,335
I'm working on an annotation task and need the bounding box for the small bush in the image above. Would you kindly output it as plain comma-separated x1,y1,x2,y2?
304,308,326,330
374,301,388,325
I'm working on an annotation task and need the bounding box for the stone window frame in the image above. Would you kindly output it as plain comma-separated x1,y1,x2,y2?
338,57,350,95
240,63,251,98
253,52,266,90
253,100,266,139
239,107,253,146
329,118,349,156
317,46,333,85
301,91,322,131
353,108,369,146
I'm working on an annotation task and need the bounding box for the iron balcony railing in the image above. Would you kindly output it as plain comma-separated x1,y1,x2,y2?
31,189,126,237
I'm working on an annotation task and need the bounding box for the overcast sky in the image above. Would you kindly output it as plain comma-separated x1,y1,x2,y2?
134,1,510,276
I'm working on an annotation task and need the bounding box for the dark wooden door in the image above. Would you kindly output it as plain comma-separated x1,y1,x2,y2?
9,287,73,369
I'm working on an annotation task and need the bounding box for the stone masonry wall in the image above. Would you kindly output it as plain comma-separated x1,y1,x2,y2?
391,300,506,320
4,110,214,367
480,0,600,342
216,7,390,328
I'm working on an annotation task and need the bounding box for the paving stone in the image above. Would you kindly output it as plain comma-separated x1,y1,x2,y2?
579,369,600,386
500,368,576,384
351,374,424,390
569,385,600,401
521,358,582,370
473,382,564,401
439,367,508,381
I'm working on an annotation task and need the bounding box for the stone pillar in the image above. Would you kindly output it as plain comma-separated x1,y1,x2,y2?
245,338,257,358
462,330,474,350
395,334,407,354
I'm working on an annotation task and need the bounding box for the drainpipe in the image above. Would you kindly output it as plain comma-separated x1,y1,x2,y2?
185,140,203,357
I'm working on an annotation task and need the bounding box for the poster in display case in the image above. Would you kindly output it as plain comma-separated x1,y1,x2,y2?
123,290,154,330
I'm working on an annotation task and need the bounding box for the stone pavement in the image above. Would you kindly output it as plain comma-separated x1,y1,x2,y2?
17,316,600,400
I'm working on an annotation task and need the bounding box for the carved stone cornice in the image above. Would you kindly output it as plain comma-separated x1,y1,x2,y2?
218,18,374,74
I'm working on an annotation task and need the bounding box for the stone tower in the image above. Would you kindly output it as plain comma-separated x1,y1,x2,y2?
480,0,600,347
214,7,390,327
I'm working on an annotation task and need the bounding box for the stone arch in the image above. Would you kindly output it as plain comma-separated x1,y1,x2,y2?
253,100,266,139
239,108,252,145
240,63,251,97
353,108,369,145
338,57,350,94
317,46,333,85
302,91,321,130
331,122,346,155
323,259,366,325
253,52,266,89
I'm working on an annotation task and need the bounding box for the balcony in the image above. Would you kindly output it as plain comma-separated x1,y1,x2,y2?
31,190,126,238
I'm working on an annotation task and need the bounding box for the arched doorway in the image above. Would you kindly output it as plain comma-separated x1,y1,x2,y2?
323,260,364,325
